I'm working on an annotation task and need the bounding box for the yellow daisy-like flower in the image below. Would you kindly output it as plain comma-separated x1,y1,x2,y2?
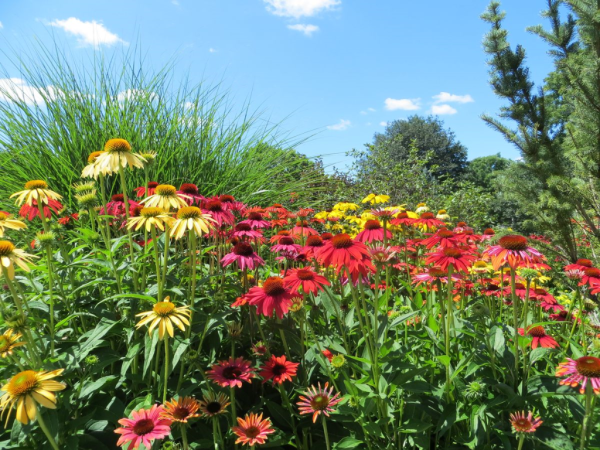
0,213,27,237
436,209,451,221
470,260,493,274
0,240,38,280
360,211,376,221
81,151,105,179
361,193,390,204
9,180,62,207
127,207,175,232
327,210,346,219
140,185,190,211
406,211,419,219
0,329,26,358
332,202,359,212
0,368,66,425
415,203,429,214
93,138,146,176
169,206,215,240
136,299,191,339
314,211,330,220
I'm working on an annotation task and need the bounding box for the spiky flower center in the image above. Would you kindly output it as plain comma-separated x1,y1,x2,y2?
247,212,263,221
397,212,409,219
277,230,290,236
364,220,381,230
7,371,38,396
180,183,199,195
442,247,462,258
534,288,547,296
87,151,104,163
140,207,164,218
263,277,286,296
420,212,435,220
321,233,333,240
233,243,254,257
220,194,235,203
243,426,261,438
111,194,125,202
25,180,48,190
222,366,243,380
205,401,223,414
331,234,353,249
310,394,330,411
147,181,159,188
132,419,155,436
153,301,176,316
172,407,192,420
513,418,533,432
297,269,315,281
306,235,324,247
499,235,528,251
235,223,252,232
177,206,201,219
279,237,295,246
0,241,16,256
428,267,447,278
437,229,454,238
576,259,593,267
104,138,132,153
575,356,600,377
527,326,546,337
484,228,495,235
205,200,223,212
584,268,600,278
271,363,287,376
156,184,177,196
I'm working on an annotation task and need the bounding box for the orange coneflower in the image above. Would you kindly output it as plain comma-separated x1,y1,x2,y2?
161,397,201,423
297,382,342,423
259,355,299,385
556,356,600,394
232,412,275,447
509,411,542,433
198,391,230,417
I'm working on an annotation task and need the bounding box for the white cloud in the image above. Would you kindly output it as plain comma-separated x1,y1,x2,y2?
117,89,158,102
49,17,127,47
432,92,474,104
287,24,319,36
360,107,376,115
0,78,59,105
384,98,420,111
327,119,350,131
431,104,457,115
209,48,217,53
0,22,3,29
264,0,341,18
379,121,388,127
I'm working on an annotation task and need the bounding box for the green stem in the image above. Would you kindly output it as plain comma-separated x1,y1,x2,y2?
230,387,237,428
117,163,139,291
510,268,519,387
36,408,59,450
150,228,162,300
161,225,171,295
163,336,169,403
445,265,454,400
45,247,55,358
517,434,525,450
580,384,594,450
321,415,331,450
181,425,189,450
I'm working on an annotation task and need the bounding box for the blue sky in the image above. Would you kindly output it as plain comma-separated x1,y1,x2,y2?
0,0,557,170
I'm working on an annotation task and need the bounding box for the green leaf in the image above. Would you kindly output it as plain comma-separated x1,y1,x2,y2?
334,437,364,449
79,375,118,399
77,318,117,362
143,331,160,378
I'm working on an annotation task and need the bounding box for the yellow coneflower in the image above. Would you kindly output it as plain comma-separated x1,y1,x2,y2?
0,213,27,237
81,151,105,179
140,184,190,211
198,391,230,417
0,329,25,358
0,240,37,279
93,138,146,176
136,299,191,339
361,193,390,204
470,260,493,275
415,203,429,214
127,207,175,232
0,368,66,425
161,397,201,423
436,209,451,221
169,206,215,240
9,181,62,207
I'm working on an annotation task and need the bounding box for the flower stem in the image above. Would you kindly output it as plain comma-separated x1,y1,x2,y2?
45,247,55,358
230,387,237,428
150,228,162,300
181,425,189,450
117,163,139,291
580,384,594,450
163,336,169,403
321,415,331,450
36,408,59,450
510,268,519,387
517,434,525,450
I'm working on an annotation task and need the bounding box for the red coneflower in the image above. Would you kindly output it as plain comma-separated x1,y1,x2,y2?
283,267,330,295
135,181,159,198
259,355,299,385
412,266,462,285
246,276,294,319
425,246,476,273
390,212,415,227
207,357,255,388
556,356,600,394
322,349,334,362
484,235,543,270
580,267,600,287
178,183,205,205
101,194,139,218
317,233,372,274
414,212,445,229
531,288,564,312
270,236,302,255
419,228,460,249
57,213,79,226
19,199,63,221
302,235,325,259
202,199,235,227
241,208,271,229
232,412,275,447
355,219,392,243
565,258,594,272
297,382,342,423
292,220,318,237
518,326,558,349
114,405,172,449
509,411,542,433
221,242,265,271
232,223,263,240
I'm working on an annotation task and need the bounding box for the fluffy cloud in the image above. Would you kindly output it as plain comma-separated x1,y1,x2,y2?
287,24,319,36
0,78,59,105
380,121,388,127
327,119,350,131
431,104,457,115
49,17,126,47
432,92,474,104
384,98,420,111
264,0,341,18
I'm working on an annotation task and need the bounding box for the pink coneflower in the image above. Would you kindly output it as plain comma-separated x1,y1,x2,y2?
232,222,263,240
202,199,235,227
270,230,293,243
207,357,255,388
297,382,342,423
240,208,271,229
178,183,205,205
318,233,372,274
480,228,495,241
484,235,544,270
284,267,330,295
419,228,460,249
518,326,558,349
369,246,397,265
246,276,294,319
564,258,594,272
355,219,392,243
101,194,139,218
291,220,318,237
259,355,299,385
135,181,159,198
114,405,172,449
232,413,275,447
19,199,63,220
509,411,542,433
270,236,302,254
556,356,600,394
425,246,476,273
412,266,462,285
531,288,564,312
221,242,265,271
302,235,325,259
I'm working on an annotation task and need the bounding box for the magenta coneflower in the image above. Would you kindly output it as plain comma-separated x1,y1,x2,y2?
135,181,159,198
114,405,172,449
556,356,600,394
240,208,271,229
221,242,265,271
232,222,263,240
509,411,542,433
178,183,205,205
297,382,342,423
207,357,255,388
425,246,476,273
518,326,558,349
101,194,139,218
259,355,299,385
355,219,392,243
270,236,302,254
284,267,330,295
246,276,294,319
202,199,235,227
232,412,275,446
484,235,544,270
412,266,462,285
